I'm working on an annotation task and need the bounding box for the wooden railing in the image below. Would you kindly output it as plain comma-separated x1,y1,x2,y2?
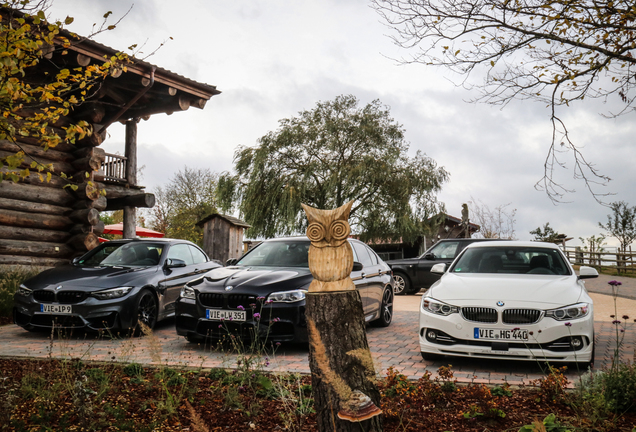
101,153,127,183
562,246,635,274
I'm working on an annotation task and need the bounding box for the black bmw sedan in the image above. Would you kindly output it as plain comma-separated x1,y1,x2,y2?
13,238,221,333
175,236,394,344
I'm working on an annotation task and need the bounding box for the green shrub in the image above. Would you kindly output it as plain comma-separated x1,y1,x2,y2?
0,267,41,318
123,363,144,377
603,362,636,412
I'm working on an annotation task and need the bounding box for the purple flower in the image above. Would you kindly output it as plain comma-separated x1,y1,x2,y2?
565,322,572,327
621,329,625,333
218,324,223,328
513,327,520,331
613,320,621,324
266,299,274,304
250,303,256,308
275,342,281,346
622,315,629,320
237,305,245,310
254,313,261,320
257,296,266,300
273,317,280,323
228,316,233,321
529,331,534,336
608,280,622,286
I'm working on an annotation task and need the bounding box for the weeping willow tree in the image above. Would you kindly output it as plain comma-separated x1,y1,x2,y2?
217,94,449,242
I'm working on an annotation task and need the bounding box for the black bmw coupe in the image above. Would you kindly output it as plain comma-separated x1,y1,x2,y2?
175,236,394,344
13,238,221,333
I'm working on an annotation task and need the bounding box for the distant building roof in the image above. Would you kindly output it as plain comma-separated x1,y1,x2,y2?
196,213,251,229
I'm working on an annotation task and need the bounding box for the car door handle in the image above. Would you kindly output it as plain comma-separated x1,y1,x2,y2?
360,272,366,278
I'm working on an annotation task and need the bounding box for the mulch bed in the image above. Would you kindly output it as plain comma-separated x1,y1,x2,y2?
0,357,635,431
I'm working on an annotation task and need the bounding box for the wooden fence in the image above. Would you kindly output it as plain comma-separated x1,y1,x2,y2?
562,246,635,274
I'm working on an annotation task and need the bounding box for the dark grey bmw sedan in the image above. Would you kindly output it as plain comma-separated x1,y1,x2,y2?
13,238,221,333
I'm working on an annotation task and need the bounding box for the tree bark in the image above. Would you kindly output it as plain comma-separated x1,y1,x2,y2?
71,181,105,201
72,196,107,211
306,291,383,432
103,184,147,199
68,208,100,225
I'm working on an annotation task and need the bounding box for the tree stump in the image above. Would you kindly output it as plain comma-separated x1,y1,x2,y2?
306,290,383,431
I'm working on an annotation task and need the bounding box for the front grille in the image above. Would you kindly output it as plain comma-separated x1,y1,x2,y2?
461,307,498,323
199,293,224,308
198,293,261,309
503,309,542,324
33,290,55,303
57,291,87,304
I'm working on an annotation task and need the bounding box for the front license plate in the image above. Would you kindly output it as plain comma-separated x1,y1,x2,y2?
474,328,528,341
40,304,72,314
206,309,246,322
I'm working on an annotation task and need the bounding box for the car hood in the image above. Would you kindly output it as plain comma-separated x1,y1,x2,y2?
195,266,313,294
428,273,587,308
23,265,158,291
386,258,422,266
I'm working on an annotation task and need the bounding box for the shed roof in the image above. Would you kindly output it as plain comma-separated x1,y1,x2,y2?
196,213,251,229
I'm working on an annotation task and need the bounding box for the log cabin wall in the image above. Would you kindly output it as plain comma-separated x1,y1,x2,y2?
0,9,220,268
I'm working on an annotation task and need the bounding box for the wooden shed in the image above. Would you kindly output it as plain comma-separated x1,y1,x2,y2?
0,8,220,267
196,214,251,264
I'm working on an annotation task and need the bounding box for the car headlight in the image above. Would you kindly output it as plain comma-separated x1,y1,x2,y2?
267,289,307,303
17,284,32,297
180,286,196,300
545,303,590,321
92,287,133,300
422,297,460,316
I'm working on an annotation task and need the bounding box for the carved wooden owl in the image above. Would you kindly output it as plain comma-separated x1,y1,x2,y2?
301,201,355,293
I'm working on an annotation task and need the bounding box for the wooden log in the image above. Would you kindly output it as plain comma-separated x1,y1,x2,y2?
72,102,106,123
306,292,383,431
103,184,147,200
0,140,74,163
72,196,107,211
67,232,99,251
105,193,155,211
0,255,70,267
0,208,73,230
0,197,70,215
111,68,123,78
72,154,105,172
0,181,74,206
0,239,74,258
75,127,106,148
0,225,71,242
71,181,105,201
10,136,76,154
0,149,74,175
76,53,91,66
71,220,105,235
69,208,100,225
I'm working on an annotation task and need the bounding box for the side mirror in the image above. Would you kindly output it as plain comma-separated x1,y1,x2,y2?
226,258,238,266
424,253,435,260
71,257,81,265
578,266,599,279
352,261,364,272
164,258,187,269
431,263,446,274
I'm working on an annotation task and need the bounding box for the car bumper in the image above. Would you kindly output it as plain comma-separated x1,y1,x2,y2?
13,288,144,332
175,297,308,344
419,307,595,363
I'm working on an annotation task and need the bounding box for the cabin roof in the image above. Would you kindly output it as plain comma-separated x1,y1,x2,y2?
196,213,252,229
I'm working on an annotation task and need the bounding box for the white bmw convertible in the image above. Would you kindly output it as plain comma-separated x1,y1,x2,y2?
419,241,598,366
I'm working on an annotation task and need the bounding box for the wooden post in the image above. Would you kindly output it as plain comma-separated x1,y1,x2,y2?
302,202,382,432
123,119,138,238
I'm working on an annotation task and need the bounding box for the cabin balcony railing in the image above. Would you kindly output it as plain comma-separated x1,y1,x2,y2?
101,153,128,183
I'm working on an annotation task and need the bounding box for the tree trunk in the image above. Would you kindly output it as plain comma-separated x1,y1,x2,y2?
105,193,155,210
306,291,383,432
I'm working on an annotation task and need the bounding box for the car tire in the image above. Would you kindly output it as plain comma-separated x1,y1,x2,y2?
392,273,411,295
133,290,158,335
372,287,393,327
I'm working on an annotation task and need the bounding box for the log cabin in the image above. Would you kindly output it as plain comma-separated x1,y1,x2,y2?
0,9,220,267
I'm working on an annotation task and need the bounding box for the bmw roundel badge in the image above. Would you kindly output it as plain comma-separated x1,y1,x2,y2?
496,301,505,307
225,285,234,292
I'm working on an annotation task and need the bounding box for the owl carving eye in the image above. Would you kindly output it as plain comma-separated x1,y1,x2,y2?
307,222,326,242
329,220,350,241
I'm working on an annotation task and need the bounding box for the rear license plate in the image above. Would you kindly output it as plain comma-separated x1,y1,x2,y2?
40,304,72,314
206,309,246,322
474,328,528,341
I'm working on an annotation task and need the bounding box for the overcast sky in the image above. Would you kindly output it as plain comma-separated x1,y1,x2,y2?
48,0,636,249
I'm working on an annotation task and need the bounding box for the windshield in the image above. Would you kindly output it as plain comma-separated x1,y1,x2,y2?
421,241,460,259
449,246,571,275
78,242,164,267
237,240,310,267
